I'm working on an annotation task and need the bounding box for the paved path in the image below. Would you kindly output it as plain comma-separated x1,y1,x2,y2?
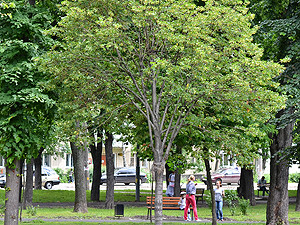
2,217,265,224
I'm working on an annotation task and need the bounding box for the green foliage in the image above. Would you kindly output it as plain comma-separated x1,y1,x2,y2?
224,190,239,216
204,194,212,209
0,0,58,167
289,173,300,183
250,0,300,164
53,168,68,183
238,198,250,215
26,205,39,216
0,198,5,215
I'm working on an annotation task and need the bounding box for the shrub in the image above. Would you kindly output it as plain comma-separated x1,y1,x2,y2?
289,173,300,183
26,205,39,216
53,168,68,183
238,198,250,215
224,190,238,216
204,194,212,209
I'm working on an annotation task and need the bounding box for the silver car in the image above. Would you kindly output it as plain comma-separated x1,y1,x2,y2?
100,167,148,185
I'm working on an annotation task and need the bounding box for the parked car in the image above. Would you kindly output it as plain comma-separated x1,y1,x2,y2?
0,166,60,189
100,167,148,185
202,168,240,185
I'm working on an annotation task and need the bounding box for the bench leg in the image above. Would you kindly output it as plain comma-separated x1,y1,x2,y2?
147,208,150,220
191,208,194,220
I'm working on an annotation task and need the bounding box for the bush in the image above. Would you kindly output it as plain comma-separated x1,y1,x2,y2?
289,173,300,183
238,198,250,215
26,205,39,216
53,168,68,183
224,190,238,216
204,194,212,209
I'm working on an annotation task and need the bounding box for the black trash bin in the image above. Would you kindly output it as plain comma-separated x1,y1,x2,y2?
115,204,124,217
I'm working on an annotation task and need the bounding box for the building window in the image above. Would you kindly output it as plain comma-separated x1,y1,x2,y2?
66,154,73,167
43,154,51,167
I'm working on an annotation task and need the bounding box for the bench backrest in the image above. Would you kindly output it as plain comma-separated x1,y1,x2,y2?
147,196,181,206
196,188,204,195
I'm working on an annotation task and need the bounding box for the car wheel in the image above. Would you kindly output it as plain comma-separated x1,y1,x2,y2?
215,178,222,185
124,183,130,185
45,182,53,189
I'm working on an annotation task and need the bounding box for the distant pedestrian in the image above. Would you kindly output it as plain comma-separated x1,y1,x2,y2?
215,180,225,221
166,171,175,197
184,175,199,221
68,168,74,183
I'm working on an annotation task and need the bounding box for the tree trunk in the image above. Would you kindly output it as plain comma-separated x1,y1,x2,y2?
239,167,256,206
105,132,114,209
70,142,88,213
295,178,300,211
34,148,43,190
5,159,21,225
204,158,217,225
84,145,89,191
165,163,171,187
24,158,34,209
154,163,164,225
266,109,294,225
90,129,102,202
174,168,181,197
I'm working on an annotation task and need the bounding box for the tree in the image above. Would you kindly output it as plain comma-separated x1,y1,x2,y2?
0,1,58,224
44,0,286,223
250,0,300,222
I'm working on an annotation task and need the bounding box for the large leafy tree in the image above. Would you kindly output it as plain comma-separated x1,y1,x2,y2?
250,0,300,222
44,0,285,224
0,0,58,224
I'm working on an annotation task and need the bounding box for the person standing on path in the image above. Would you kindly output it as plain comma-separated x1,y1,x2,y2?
68,168,74,183
166,171,175,197
184,175,199,221
215,180,225,221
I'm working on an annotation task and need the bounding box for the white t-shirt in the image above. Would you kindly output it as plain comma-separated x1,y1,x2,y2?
214,187,224,202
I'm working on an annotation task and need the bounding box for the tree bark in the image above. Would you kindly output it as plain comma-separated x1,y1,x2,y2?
105,132,114,209
174,168,181,197
239,167,256,206
90,129,102,202
70,142,88,213
153,162,164,225
165,163,171,187
204,158,217,225
266,109,294,225
295,178,300,211
34,148,43,190
24,158,34,209
5,159,21,225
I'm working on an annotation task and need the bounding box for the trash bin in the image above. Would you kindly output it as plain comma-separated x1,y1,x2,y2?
115,204,124,217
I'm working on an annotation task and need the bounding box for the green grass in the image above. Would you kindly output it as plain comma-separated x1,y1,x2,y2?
0,189,298,224
19,203,299,223
0,189,296,203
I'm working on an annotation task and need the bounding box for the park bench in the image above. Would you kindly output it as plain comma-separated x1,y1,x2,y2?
257,183,270,197
146,196,194,220
195,188,206,204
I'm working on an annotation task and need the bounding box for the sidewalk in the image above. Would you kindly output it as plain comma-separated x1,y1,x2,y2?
9,217,265,224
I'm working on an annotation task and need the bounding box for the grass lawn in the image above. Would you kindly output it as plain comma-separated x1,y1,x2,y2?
0,189,298,224
18,203,299,224
0,189,296,203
